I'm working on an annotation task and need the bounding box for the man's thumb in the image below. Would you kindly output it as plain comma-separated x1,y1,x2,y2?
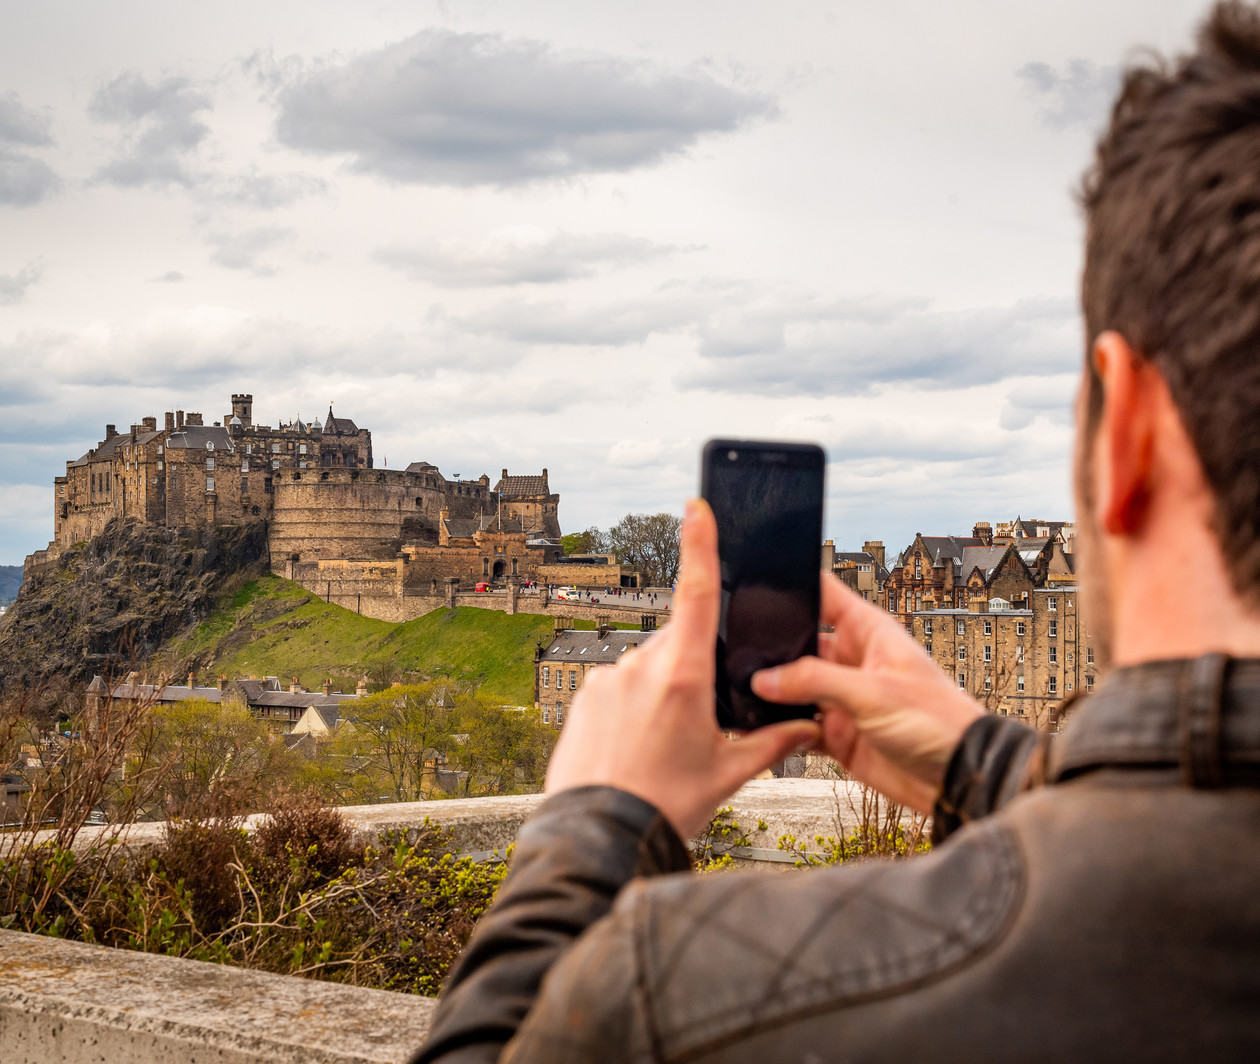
726,720,820,783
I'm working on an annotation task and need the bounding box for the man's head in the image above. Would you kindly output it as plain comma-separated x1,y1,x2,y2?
1076,1,1260,658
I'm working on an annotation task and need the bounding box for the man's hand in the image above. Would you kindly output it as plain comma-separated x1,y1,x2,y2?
752,577,983,814
545,499,820,840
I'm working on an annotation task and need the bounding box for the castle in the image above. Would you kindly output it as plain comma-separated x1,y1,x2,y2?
37,393,565,618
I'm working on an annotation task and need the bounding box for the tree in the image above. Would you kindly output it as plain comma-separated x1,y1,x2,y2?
561,527,609,555
607,512,682,587
342,681,462,802
451,698,557,796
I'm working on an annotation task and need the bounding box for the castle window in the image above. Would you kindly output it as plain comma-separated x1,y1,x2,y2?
483,559,489,576
512,558,518,576
205,476,215,493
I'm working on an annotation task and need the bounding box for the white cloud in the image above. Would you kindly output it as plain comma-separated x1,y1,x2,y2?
274,29,775,186
204,226,294,275
1018,59,1119,131
0,262,42,305
374,227,680,287
89,72,212,188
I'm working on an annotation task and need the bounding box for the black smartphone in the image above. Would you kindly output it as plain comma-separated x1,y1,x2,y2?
701,439,825,730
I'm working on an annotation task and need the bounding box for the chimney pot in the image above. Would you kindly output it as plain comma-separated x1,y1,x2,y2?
105,424,117,439
176,410,185,428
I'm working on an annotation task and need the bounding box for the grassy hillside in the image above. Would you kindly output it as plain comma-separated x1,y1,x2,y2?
163,575,631,707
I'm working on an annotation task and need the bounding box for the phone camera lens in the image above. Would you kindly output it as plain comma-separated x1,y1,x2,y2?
727,450,738,461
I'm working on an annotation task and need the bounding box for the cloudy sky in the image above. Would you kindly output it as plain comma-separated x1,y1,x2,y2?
0,0,1211,565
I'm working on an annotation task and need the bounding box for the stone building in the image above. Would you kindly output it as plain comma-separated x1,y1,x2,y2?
909,587,1098,726
38,392,566,605
536,553,645,590
820,540,888,602
883,531,990,628
86,672,366,735
533,625,654,727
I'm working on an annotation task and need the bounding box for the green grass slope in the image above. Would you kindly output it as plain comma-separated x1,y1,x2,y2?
164,575,628,706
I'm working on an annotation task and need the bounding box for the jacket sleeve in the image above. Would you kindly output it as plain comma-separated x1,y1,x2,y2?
931,713,1049,843
412,785,692,1064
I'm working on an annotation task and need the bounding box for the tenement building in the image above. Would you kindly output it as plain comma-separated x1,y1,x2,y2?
910,587,1098,727
533,624,654,727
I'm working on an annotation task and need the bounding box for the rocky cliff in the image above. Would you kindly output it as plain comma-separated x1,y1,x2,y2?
0,518,268,710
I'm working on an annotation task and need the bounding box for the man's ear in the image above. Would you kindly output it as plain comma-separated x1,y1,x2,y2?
1091,330,1155,535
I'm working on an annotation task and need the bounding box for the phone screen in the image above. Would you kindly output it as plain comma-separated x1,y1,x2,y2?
701,439,824,730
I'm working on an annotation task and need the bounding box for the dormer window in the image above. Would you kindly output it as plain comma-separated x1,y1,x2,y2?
206,441,214,451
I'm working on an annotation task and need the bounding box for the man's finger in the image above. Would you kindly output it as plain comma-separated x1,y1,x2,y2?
819,574,913,665
671,499,720,648
751,655,886,717
723,719,820,787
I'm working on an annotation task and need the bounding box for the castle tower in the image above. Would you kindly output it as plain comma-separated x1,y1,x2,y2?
231,394,253,428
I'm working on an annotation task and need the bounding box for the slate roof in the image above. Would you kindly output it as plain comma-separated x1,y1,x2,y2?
544,629,654,664
832,550,891,583
494,473,549,496
406,461,439,474
101,679,359,711
324,407,359,434
919,536,985,568
960,546,1009,581
166,426,235,451
476,513,525,534
443,517,479,540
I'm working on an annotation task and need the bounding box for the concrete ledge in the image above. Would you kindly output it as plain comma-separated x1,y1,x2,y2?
0,929,435,1063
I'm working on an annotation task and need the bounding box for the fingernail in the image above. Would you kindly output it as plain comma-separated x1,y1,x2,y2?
751,669,777,697
684,498,701,523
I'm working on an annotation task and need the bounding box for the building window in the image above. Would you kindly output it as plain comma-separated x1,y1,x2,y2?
299,443,307,455
1016,645,1024,663
983,619,992,637
483,559,489,576
157,445,163,455
556,705,564,726
1048,597,1057,611
241,460,249,473
905,591,912,612
264,478,273,494
1049,620,1057,637
1016,621,1026,636
1049,676,1058,694
956,620,965,635
271,459,280,469
569,671,577,691
958,646,966,661
246,443,252,454
156,460,163,472
542,708,550,724
1049,646,1057,664
1067,680,1073,692
958,672,966,688
924,641,932,655
512,558,519,576
924,619,932,636
206,456,214,471
206,441,214,452
984,675,992,691
1087,674,1095,691
914,555,922,577
984,645,992,663
1087,647,1094,664
240,477,249,494
542,666,549,688
1017,675,1025,692
272,443,280,453
205,476,215,493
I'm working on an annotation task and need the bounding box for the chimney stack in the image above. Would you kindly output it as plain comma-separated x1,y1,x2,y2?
862,540,886,569
142,416,157,432
165,412,175,432
356,675,369,697
290,677,301,694
105,424,117,439
176,410,185,429
217,675,227,692
322,679,333,696
186,412,203,426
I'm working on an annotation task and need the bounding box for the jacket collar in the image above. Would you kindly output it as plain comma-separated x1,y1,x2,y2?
1049,655,1260,786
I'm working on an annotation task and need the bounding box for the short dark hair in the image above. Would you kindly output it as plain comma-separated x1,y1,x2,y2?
1081,0,1260,597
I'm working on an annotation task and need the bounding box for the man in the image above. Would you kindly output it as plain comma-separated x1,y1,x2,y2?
417,4,1260,1060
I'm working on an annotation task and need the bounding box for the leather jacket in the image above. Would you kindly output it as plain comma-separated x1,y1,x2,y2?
415,655,1260,1062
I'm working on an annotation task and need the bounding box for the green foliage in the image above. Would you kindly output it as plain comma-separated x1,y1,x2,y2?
0,800,507,996
691,806,752,872
561,527,608,555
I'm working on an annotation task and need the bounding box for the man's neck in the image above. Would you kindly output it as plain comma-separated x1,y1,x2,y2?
1106,527,1260,666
